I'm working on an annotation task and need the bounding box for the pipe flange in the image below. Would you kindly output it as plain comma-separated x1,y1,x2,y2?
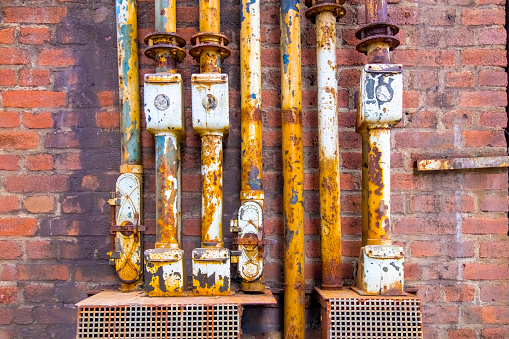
145,32,186,48
190,32,230,46
189,43,231,62
355,22,399,53
145,45,187,63
305,2,346,23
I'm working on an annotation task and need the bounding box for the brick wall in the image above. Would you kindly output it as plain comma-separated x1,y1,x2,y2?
0,0,507,337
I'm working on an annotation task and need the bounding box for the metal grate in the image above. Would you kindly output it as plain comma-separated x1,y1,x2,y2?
77,304,240,339
328,297,423,339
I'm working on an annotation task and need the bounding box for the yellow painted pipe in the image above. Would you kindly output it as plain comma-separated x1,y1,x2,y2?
199,0,220,33
155,0,176,33
281,0,305,336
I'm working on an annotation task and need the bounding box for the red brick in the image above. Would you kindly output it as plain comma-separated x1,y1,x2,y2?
395,131,454,149
446,242,475,258
410,195,440,213
403,91,419,108
463,263,509,280
0,131,39,149
0,47,29,65
444,284,475,302
0,241,22,259
480,284,508,302
2,90,66,108
23,112,53,129
446,71,474,87
480,195,509,212
38,49,74,66
463,130,506,147
0,155,20,171
0,195,19,213
3,7,67,24
0,111,20,127
5,175,68,193
463,217,507,234
444,195,475,213
459,91,507,107
481,328,509,339
58,152,81,170
477,27,506,45
480,111,507,128
24,196,55,213
445,29,474,47
411,240,441,257
81,175,100,191
19,69,51,87
394,218,456,235
0,286,19,304
461,49,507,67
479,70,507,87
480,241,509,258
0,218,37,236
23,284,57,303
461,8,505,26
0,68,16,86
464,305,509,324
0,28,15,44
337,49,366,66
1,264,68,281
96,111,119,128
447,329,475,339
464,172,508,190
26,240,58,259
422,305,459,324
96,91,115,106
25,154,54,171
19,27,51,44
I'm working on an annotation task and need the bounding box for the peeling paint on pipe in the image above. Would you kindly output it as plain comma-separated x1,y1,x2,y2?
315,10,342,290
281,0,305,336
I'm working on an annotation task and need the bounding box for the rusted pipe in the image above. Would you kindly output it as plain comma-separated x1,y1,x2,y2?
234,0,266,293
281,0,305,336
190,0,231,295
155,134,181,248
201,134,224,247
155,0,176,33
240,0,263,204
111,0,144,290
117,0,141,166
305,0,345,291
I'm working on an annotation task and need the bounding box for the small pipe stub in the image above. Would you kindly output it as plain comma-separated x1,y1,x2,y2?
355,21,400,54
189,32,231,62
144,32,187,64
304,0,346,23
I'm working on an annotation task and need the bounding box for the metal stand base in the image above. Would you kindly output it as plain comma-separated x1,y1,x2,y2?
315,287,423,339
76,290,276,339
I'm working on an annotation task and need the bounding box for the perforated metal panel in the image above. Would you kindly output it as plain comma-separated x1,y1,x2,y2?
327,297,422,339
77,304,240,339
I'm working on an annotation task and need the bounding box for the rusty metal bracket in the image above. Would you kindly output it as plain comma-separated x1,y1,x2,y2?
417,156,509,171
109,213,146,235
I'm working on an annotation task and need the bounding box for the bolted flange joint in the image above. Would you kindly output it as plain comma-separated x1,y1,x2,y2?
144,32,187,66
304,0,346,23
355,22,400,54
189,32,231,63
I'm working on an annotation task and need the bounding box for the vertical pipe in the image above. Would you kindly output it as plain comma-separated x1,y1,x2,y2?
155,134,181,248
360,130,369,246
116,0,141,166
199,0,220,33
315,10,342,290
201,134,224,247
155,0,176,32
366,129,391,245
281,0,305,336
240,0,263,202
365,0,387,23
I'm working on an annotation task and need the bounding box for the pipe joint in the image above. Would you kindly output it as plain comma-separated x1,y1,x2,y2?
145,32,186,65
356,22,399,55
190,32,231,66
304,0,346,23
